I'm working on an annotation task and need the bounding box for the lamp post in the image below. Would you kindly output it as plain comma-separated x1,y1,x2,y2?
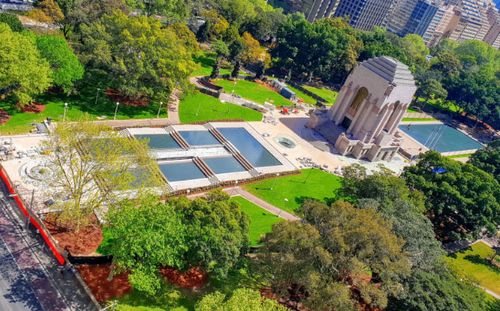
157,101,163,118
114,102,120,120
95,88,100,106
63,103,68,122
269,173,280,190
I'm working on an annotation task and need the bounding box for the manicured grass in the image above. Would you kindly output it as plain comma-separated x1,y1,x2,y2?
191,51,232,77
402,117,437,122
213,79,292,106
231,196,283,246
286,85,317,105
445,242,500,296
446,153,474,159
245,169,342,214
302,85,338,104
0,91,166,135
179,91,262,123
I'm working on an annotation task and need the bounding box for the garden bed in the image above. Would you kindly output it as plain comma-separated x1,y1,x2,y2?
0,109,12,125
105,89,150,107
43,213,103,256
76,264,131,303
20,102,46,113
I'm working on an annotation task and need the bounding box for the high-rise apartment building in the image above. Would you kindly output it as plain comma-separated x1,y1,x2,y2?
307,0,340,22
449,0,490,41
334,0,399,31
484,4,500,48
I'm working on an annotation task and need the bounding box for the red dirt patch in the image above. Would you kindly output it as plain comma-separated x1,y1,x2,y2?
105,89,150,107
43,214,103,256
76,264,131,302
0,109,11,125
160,267,208,289
20,102,46,113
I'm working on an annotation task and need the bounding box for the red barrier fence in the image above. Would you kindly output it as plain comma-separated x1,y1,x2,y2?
0,165,66,265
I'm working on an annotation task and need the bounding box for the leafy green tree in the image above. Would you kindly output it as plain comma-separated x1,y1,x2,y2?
388,269,491,311
197,9,229,42
172,191,249,280
45,120,162,231
103,195,187,295
258,200,410,310
469,140,500,183
210,40,230,79
196,288,286,311
272,15,361,83
79,11,197,101
403,151,500,241
27,0,64,24
0,13,24,32
127,0,190,18
0,23,52,105
35,35,84,92
401,34,430,70
342,165,443,271
358,27,408,65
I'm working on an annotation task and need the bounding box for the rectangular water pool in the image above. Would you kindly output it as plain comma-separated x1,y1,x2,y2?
179,130,220,146
158,161,206,182
217,127,282,167
203,156,246,174
399,124,483,153
134,134,180,150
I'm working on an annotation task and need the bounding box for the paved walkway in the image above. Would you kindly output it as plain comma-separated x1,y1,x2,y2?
0,185,98,311
223,187,300,221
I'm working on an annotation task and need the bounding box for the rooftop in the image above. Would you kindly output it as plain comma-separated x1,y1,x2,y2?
360,56,416,87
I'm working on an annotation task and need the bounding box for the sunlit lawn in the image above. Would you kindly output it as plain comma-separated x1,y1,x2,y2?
245,169,342,214
213,79,292,106
191,51,232,77
179,91,262,123
445,242,500,296
302,85,338,104
231,196,283,246
286,85,317,105
0,91,166,135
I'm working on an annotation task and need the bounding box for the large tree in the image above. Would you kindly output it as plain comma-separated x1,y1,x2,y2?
403,151,500,241
79,11,197,101
342,165,443,271
388,269,492,311
103,195,187,295
196,288,286,311
172,191,249,280
469,140,500,183
0,23,52,105
36,35,84,92
272,15,361,83
44,120,161,231
257,200,410,310
0,13,24,32
126,0,191,19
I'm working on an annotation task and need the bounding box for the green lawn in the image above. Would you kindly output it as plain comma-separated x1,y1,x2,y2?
302,85,338,104
244,169,342,214
191,52,232,77
402,117,437,122
446,153,474,159
445,242,500,296
213,79,292,106
286,85,317,105
0,91,166,135
231,196,283,246
179,91,262,123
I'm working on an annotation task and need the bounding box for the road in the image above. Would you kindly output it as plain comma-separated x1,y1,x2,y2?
0,235,43,311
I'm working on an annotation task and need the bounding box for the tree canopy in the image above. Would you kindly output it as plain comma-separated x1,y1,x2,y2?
79,11,197,101
257,200,410,310
469,140,500,183
35,34,84,92
171,191,249,280
195,288,286,311
0,23,52,105
0,13,23,32
403,151,500,241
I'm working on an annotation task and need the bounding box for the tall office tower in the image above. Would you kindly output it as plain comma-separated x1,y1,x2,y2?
307,0,340,22
484,4,500,48
398,0,444,43
334,0,400,31
387,0,420,35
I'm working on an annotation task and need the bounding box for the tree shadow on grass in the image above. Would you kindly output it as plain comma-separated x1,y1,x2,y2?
463,255,500,273
294,196,337,208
